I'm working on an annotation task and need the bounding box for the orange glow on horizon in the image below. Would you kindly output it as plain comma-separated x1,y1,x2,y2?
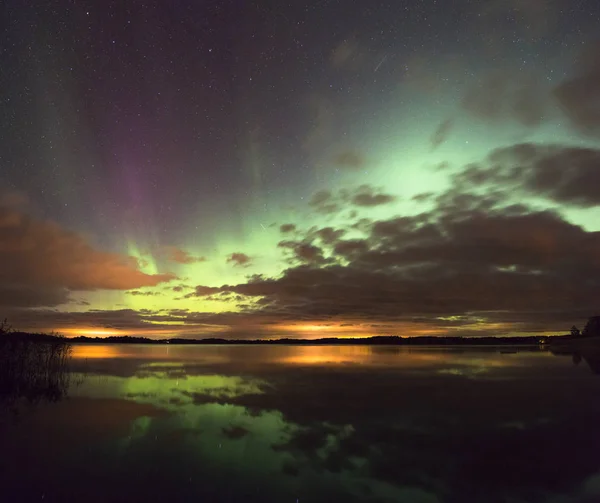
59,328,126,338
40,318,525,341
72,344,123,359
54,325,228,339
273,322,375,339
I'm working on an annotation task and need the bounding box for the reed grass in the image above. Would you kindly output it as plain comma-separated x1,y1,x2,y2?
0,320,72,408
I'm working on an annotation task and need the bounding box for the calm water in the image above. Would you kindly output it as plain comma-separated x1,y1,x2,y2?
2,344,600,503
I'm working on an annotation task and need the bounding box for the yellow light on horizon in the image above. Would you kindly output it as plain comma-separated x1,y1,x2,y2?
58,328,124,337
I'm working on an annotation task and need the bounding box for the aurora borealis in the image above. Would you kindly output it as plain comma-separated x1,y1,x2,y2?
1,0,600,338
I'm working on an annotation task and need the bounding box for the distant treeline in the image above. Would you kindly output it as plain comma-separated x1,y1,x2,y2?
65,334,566,345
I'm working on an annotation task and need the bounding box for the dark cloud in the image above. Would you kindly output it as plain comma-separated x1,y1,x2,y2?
0,284,70,308
164,246,206,264
0,206,176,292
171,284,192,293
10,137,599,337
226,253,252,267
554,42,600,136
309,185,396,214
333,150,366,169
332,239,370,261
4,308,161,333
308,190,339,214
278,240,331,266
221,425,249,440
189,202,600,333
126,290,162,297
279,223,296,234
5,307,278,338
350,185,396,207
431,118,454,149
458,143,600,207
314,227,346,245
275,226,350,267
412,192,436,203
185,286,222,298
463,70,548,126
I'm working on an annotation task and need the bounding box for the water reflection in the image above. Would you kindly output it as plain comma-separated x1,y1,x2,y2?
71,342,549,369
580,353,600,374
552,348,600,375
2,344,600,502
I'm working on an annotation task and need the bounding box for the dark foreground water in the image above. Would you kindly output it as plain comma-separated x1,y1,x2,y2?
2,344,600,503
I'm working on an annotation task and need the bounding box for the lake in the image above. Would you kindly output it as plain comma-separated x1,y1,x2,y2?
1,344,600,503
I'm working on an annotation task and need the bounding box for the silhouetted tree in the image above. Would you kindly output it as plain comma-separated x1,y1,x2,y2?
0,318,12,335
571,325,581,337
582,316,600,338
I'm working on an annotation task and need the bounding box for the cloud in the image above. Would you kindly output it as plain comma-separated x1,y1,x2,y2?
430,118,454,149
126,290,162,297
3,308,164,334
227,253,252,267
188,197,600,334
3,306,295,340
0,284,70,308
333,150,366,169
0,206,176,293
171,284,192,293
309,185,397,214
314,227,346,245
164,246,206,265
185,286,222,298
5,307,277,338
457,143,600,207
10,139,599,337
221,425,249,440
554,42,600,136
278,240,330,266
279,224,297,234
350,185,397,207
309,190,339,214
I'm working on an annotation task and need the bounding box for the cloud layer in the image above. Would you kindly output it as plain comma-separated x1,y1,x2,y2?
457,143,600,207
0,205,176,308
185,201,600,334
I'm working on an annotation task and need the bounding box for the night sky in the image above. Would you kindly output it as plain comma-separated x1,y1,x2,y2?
2,0,600,339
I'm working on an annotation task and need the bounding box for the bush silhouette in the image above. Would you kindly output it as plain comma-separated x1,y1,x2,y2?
582,316,600,338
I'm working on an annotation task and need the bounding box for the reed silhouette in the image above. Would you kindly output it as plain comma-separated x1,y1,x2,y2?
0,319,72,411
